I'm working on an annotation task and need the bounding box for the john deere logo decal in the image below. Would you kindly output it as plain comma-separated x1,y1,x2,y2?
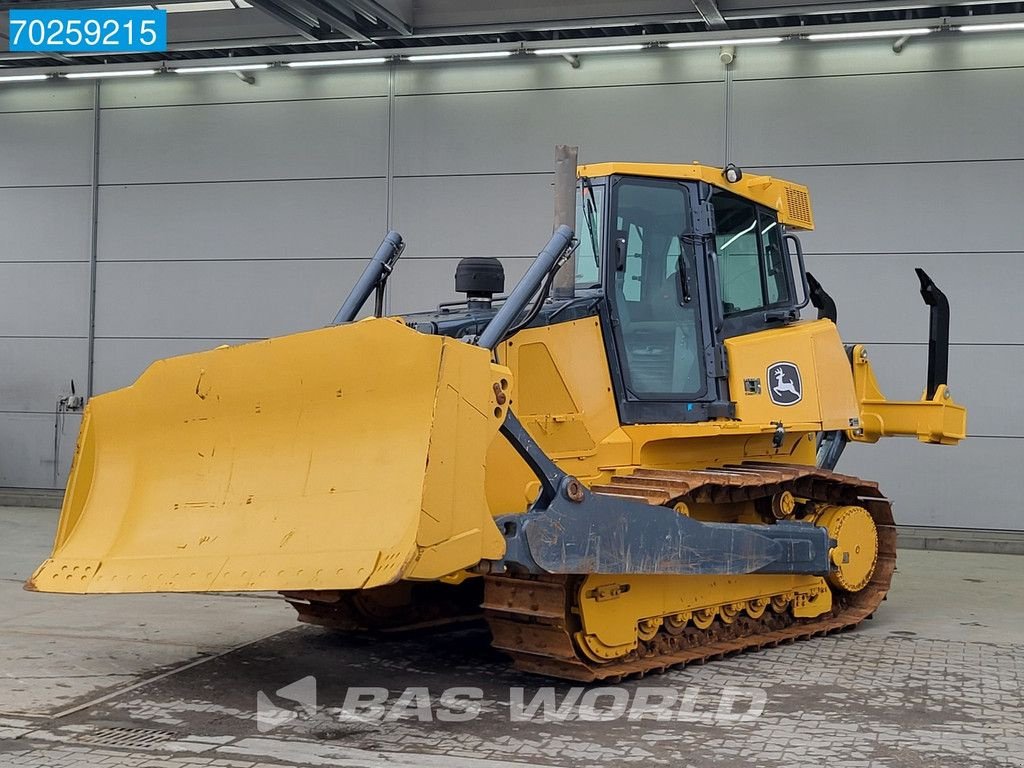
767,362,802,406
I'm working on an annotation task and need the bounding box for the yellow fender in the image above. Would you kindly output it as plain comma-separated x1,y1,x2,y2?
29,318,509,594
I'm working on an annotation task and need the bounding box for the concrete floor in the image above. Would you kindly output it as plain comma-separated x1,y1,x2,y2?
1,507,1021,768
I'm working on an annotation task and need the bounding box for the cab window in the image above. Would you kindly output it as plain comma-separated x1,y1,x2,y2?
712,192,790,316
574,180,604,288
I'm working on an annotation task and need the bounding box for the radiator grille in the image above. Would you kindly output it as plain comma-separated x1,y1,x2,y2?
784,186,814,229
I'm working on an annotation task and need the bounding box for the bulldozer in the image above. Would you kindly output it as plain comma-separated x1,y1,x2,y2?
28,157,966,681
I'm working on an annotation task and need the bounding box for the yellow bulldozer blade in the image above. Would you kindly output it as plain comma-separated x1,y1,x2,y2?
29,318,509,595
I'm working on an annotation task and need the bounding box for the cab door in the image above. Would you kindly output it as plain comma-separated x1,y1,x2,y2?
601,176,728,424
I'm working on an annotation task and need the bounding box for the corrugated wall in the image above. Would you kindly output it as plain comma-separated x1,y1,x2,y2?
0,83,92,489
0,35,1020,528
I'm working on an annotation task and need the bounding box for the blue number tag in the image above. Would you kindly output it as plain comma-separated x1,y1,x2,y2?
8,9,168,53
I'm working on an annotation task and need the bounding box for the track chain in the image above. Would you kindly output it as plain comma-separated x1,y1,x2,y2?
482,463,896,682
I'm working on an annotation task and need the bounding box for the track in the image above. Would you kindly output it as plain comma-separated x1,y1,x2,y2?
482,463,896,682
284,464,894,682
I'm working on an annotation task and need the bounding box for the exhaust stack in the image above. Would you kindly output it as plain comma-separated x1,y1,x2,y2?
551,144,578,300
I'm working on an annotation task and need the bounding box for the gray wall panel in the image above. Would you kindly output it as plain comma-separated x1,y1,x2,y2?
0,187,92,263
806,252,1022,346
0,412,79,489
98,179,388,262
839,437,1019,530
0,339,89,414
92,337,254,395
392,174,554,258
99,97,390,184
0,110,94,187
733,38,1024,80
732,69,1024,166
392,81,726,176
752,161,1023,255
101,67,388,108
852,343,1022,439
93,260,368,338
0,263,90,337
395,51,722,95
0,80,94,113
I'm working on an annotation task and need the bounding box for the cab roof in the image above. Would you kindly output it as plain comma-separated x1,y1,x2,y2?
577,161,814,231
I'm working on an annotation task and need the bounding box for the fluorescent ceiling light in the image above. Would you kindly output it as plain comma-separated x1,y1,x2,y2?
959,21,1024,32
65,69,157,79
667,37,783,48
535,44,644,55
286,57,387,68
407,51,513,62
173,63,271,73
806,28,931,41
0,74,49,83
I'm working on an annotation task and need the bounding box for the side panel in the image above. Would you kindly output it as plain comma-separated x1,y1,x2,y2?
486,318,631,515
726,320,858,431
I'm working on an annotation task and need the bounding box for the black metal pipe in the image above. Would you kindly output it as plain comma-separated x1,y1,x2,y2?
476,225,574,350
916,267,950,400
333,230,404,324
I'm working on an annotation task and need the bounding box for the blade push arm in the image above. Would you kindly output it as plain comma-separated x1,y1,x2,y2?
489,412,835,577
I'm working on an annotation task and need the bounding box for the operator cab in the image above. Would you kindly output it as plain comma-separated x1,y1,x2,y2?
575,162,813,424
403,162,813,426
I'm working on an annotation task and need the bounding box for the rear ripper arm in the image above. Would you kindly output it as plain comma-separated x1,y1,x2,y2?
847,269,966,446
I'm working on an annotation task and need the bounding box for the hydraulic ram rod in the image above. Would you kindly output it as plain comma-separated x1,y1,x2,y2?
476,225,574,350
333,230,405,324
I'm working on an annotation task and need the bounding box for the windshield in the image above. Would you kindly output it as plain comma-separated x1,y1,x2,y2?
574,179,604,288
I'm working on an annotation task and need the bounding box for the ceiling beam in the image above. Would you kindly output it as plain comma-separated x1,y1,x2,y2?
283,0,373,41
691,0,728,30
337,0,413,35
246,0,325,40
